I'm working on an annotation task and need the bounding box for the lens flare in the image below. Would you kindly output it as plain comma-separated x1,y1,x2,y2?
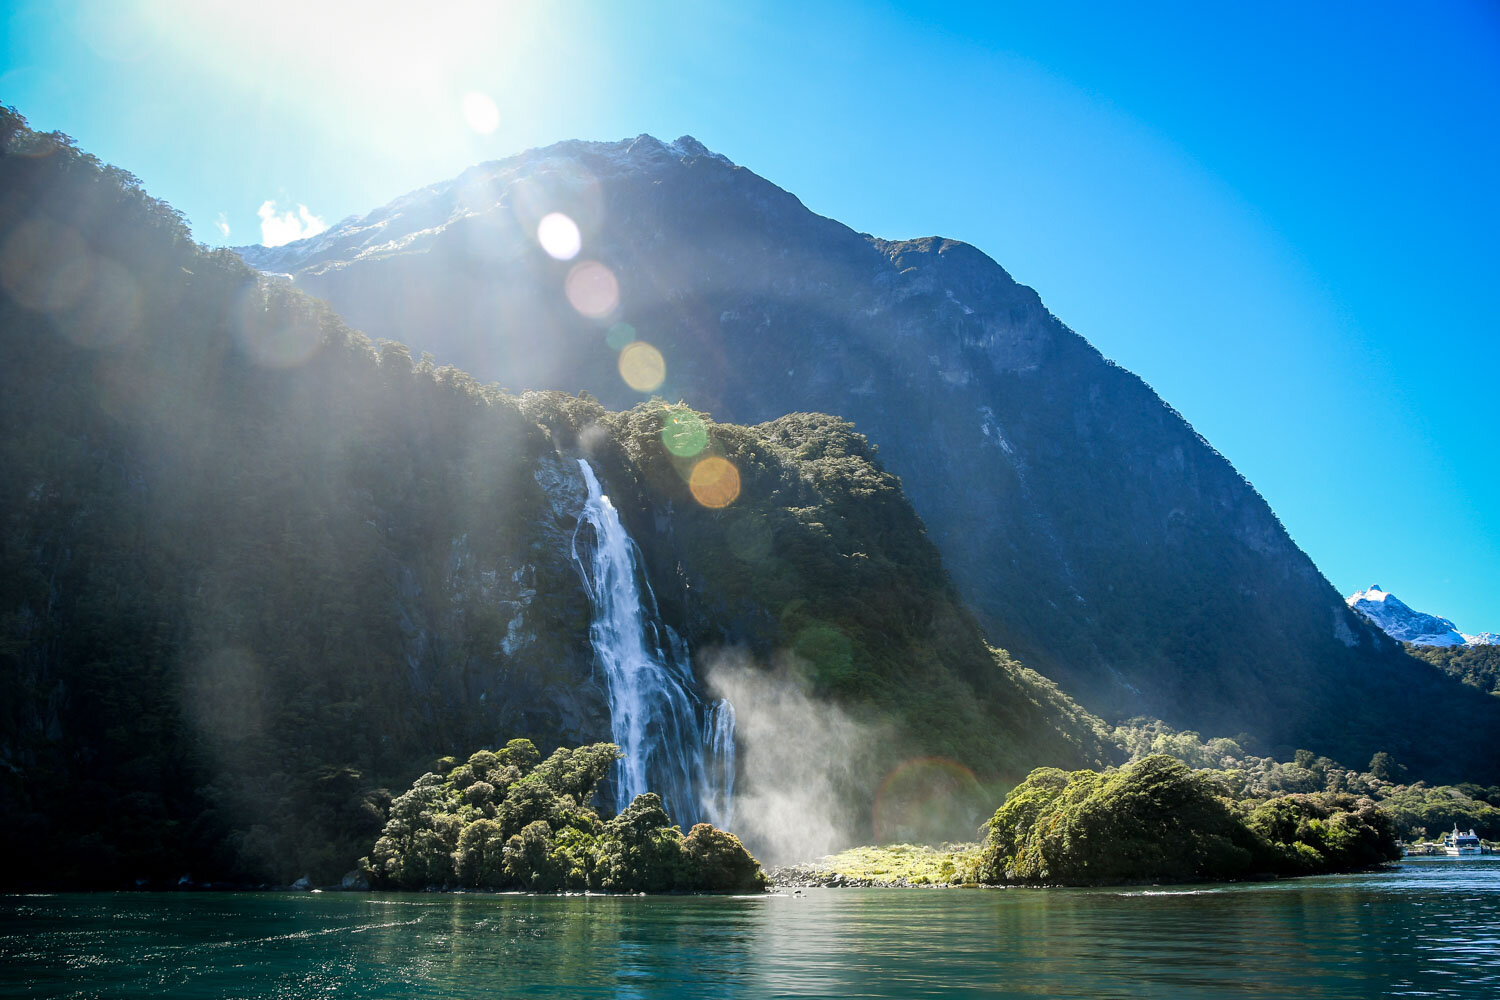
461,91,500,134
536,212,581,260
232,286,323,368
0,217,89,312
661,408,708,457
726,514,774,563
792,623,853,685
872,757,986,845
565,260,619,318
506,162,604,247
62,256,142,348
606,322,636,350
689,456,740,509
618,340,665,392
185,647,266,742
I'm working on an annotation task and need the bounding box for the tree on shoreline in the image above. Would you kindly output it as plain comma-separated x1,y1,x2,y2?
366,739,766,893
977,755,1401,885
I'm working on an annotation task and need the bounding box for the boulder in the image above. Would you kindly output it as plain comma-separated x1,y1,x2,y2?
340,869,372,891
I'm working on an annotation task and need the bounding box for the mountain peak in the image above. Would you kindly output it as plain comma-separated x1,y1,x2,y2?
670,134,713,157
225,131,1499,776
1347,586,1471,646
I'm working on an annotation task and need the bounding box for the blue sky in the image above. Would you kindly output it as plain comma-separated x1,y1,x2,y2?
4,0,1498,633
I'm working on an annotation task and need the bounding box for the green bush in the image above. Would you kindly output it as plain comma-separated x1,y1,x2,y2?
1247,793,1399,871
978,755,1398,885
454,818,507,887
681,824,768,892
366,741,765,893
595,793,691,893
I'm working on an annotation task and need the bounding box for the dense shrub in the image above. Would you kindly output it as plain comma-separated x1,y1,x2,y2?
1377,784,1500,840
977,756,1258,884
366,739,765,893
977,755,1399,885
1247,793,1399,872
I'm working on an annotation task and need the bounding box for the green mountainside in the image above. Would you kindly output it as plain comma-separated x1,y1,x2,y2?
0,110,1107,887
232,134,1500,781
1408,644,1500,698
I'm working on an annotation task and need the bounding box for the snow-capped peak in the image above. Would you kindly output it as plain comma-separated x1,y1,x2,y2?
1346,585,1483,647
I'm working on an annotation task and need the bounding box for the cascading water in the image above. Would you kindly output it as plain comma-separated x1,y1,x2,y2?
702,699,736,830
571,459,735,828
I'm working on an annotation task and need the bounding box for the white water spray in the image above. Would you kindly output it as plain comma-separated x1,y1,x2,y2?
571,459,735,828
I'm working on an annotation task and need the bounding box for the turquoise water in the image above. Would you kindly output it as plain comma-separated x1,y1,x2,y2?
3,859,1497,998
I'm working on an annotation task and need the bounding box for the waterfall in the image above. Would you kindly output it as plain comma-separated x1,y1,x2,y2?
570,459,735,828
702,699,736,830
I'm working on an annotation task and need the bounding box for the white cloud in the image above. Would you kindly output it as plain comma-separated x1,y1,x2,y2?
257,200,328,247
214,212,230,239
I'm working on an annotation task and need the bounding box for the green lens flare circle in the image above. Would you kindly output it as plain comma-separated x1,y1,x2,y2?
662,409,708,457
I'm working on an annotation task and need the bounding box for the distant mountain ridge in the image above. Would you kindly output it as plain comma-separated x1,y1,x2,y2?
1347,585,1497,647
235,133,1500,771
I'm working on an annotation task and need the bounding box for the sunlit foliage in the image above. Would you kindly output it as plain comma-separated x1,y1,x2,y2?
366,740,766,892
974,755,1400,885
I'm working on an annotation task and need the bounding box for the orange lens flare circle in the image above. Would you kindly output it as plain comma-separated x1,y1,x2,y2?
689,456,741,509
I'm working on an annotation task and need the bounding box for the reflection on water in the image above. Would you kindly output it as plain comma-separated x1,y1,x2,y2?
3,859,1497,998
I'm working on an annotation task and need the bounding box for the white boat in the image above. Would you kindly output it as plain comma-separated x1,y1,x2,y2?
1443,826,1482,856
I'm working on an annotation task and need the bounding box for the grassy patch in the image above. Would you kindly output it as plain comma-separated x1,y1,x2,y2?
772,843,982,887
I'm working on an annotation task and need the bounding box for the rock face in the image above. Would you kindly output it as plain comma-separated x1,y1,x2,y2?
238,134,1498,767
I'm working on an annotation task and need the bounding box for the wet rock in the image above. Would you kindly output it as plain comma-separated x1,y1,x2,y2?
340,869,372,890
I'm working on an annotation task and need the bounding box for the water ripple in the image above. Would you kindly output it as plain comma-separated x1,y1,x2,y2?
2,861,1497,998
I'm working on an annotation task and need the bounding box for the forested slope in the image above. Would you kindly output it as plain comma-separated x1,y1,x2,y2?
0,110,1107,886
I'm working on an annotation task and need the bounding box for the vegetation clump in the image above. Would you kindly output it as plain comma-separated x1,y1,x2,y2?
1409,643,1500,698
974,755,1400,885
1112,721,1500,842
366,739,766,893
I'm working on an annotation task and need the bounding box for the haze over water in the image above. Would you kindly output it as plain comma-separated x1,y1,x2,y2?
5,860,1496,998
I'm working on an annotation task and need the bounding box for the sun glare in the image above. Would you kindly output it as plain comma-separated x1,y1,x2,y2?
142,0,564,183
461,91,500,134
537,212,581,260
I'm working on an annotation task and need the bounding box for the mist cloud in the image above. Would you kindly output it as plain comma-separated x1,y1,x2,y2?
705,649,885,865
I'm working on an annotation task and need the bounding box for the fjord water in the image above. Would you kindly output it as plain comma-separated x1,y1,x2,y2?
5,861,1496,999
